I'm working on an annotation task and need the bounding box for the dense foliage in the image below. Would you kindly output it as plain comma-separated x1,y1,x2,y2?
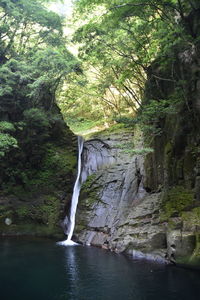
58,0,200,133
0,0,78,190
1,0,200,187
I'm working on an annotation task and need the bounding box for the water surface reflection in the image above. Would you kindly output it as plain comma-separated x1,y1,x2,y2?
0,238,200,300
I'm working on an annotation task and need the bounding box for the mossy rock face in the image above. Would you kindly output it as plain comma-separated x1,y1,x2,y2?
80,190,100,209
164,142,175,185
0,205,13,222
164,142,173,155
15,196,60,227
161,186,194,220
0,223,64,239
183,150,197,189
0,124,77,237
75,174,101,232
81,174,97,194
167,231,200,266
4,143,77,198
0,194,65,237
164,193,200,265
181,208,200,231
79,174,100,209
74,224,87,234
193,233,200,259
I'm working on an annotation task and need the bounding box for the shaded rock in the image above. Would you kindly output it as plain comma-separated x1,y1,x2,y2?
75,130,168,261
0,123,77,238
166,230,196,263
75,127,200,266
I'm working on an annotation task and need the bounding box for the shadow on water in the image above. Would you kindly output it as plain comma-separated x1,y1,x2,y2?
0,237,200,300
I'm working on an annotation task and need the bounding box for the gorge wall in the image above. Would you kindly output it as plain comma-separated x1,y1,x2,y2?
74,36,200,266
0,106,77,238
74,126,200,266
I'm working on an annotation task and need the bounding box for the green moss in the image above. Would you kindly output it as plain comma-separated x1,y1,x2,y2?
75,224,86,233
8,186,32,199
181,207,200,228
13,196,60,229
25,145,76,192
174,233,200,265
38,195,60,229
0,223,63,238
176,241,200,266
85,195,98,206
2,142,76,197
80,191,99,208
0,195,63,237
0,141,76,236
164,142,173,155
123,147,154,155
175,256,200,266
161,186,194,220
115,141,135,150
164,142,175,184
183,150,197,189
87,123,132,140
67,118,104,135
191,233,200,260
0,206,13,222
80,174,100,208
16,206,30,220
81,174,97,192
101,123,129,133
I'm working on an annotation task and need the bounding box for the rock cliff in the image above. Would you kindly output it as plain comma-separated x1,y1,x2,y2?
74,126,200,266
74,22,200,265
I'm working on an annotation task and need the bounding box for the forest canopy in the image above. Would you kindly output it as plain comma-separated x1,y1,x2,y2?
1,0,200,187
0,0,79,188
58,0,200,133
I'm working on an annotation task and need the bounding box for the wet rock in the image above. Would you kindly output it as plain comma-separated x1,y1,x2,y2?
75,128,200,266
166,230,196,262
75,130,168,262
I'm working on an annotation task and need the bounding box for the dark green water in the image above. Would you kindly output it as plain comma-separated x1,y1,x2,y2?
0,238,200,300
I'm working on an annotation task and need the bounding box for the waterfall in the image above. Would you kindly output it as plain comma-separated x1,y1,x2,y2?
58,137,114,246
58,136,84,246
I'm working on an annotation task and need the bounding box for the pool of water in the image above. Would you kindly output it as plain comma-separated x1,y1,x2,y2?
0,238,200,300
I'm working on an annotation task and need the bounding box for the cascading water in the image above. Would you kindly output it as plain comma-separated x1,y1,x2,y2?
59,136,84,246
58,137,114,246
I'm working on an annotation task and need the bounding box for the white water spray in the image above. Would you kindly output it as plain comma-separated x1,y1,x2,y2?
58,136,84,246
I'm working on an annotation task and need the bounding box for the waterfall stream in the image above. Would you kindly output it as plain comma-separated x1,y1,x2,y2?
59,136,114,246
59,136,84,246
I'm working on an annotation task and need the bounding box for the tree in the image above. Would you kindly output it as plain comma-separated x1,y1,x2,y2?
62,0,200,126
0,121,17,157
0,0,80,188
